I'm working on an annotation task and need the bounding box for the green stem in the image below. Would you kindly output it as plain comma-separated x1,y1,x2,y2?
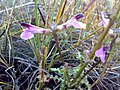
34,0,41,49
34,0,39,26
69,62,88,86
64,66,70,83
78,60,100,84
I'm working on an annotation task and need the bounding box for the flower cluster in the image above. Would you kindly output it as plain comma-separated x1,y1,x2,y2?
20,13,86,40
20,13,111,63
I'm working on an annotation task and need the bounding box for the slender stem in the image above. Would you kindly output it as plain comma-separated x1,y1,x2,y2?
52,32,64,64
34,0,39,26
78,60,100,84
82,0,96,13
0,29,6,38
70,62,88,86
34,0,41,49
38,7,45,26
55,0,67,24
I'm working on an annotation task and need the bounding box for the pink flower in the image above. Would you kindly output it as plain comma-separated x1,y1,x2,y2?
95,46,110,63
98,12,113,34
20,23,52,40
98,13,110,28
95,47,106,63
57,13,86,30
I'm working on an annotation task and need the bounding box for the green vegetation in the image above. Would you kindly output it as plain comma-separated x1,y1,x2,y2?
0,0,120,90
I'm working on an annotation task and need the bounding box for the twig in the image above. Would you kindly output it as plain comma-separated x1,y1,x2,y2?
52,32,64,64
78,60,101,83
82,0,96,13
38,7,45,26
5,66,15,90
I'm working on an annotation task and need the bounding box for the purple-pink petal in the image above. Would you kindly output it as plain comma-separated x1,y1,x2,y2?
21,23,51,34
72,21,86,29
95,47,106,63
98,21,104,27
98,13,114,34
98,13,110,28
20,23,52,40
20,29,34,40
74,13,84,20
57,17,86,30
102,19,109,27
21,22,33,28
